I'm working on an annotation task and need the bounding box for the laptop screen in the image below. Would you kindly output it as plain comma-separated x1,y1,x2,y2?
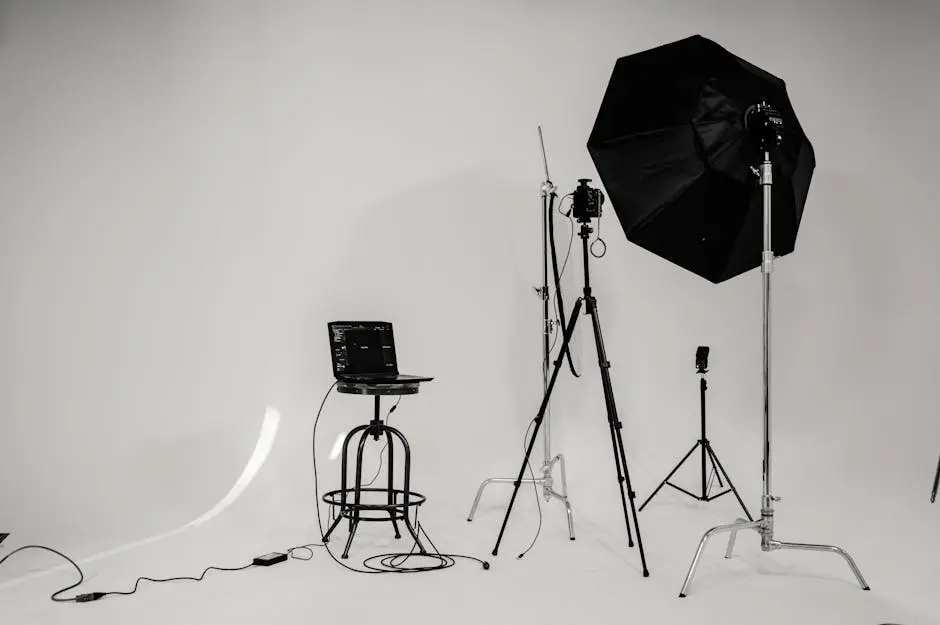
328,321,398,376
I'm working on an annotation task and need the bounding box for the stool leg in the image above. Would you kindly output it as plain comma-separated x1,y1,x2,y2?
387,426,426,554
386,430,401,538
340,430,370,557
403,515,427,554
327,424,369,544
322,513,343,543
342,520,360,559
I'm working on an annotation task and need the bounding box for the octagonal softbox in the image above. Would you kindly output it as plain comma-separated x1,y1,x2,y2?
587,34,815,283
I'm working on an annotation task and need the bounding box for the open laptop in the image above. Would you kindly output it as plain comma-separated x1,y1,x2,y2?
328,321,433,383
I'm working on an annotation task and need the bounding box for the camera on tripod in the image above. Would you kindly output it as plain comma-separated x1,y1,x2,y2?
695,346,709,373
572,178,605,222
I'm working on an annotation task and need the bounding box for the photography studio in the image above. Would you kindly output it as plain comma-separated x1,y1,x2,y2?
1,1,939,624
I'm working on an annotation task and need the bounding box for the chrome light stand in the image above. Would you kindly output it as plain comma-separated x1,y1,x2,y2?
466,127,576,540
678,103,870,597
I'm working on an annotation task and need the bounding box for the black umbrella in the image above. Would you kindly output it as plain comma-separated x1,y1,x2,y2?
587,34,815,283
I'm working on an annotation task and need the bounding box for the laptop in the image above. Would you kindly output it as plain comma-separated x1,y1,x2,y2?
328,321,433,383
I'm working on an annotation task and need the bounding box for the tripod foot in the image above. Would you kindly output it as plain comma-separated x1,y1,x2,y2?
678,593,686,598
491,548,499,557
643,569,649,577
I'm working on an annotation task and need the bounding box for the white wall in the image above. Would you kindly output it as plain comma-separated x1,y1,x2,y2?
1,0,937,609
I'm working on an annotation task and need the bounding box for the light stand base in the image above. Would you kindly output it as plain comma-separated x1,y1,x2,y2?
640,374,752,520
639,439,753,521
678,509,870,597
467,453,575,540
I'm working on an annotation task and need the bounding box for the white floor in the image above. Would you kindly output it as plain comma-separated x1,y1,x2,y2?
3,484,937,625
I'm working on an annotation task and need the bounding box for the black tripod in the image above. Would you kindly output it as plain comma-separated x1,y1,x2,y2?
490,216,649,577
639,364,752,520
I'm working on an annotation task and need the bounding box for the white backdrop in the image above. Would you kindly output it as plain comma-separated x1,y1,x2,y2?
1,0,938,623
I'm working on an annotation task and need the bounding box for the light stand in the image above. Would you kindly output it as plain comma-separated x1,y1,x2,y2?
488,202,649,577
679,104,869,596
466,128,575,539
639,353,752,520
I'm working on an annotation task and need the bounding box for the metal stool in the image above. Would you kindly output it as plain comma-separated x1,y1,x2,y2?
321,381,427,558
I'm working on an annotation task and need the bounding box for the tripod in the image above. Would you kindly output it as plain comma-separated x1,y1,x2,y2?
467,140,575,537
639,367,752,520
678,138,869,597
490,216,649,577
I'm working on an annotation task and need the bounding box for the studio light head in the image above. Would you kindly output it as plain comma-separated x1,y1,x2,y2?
572,178,604,222
744,101,784,152
695,346,709,373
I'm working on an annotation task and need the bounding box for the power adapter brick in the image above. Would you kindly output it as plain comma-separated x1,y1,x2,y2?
252,552,287,567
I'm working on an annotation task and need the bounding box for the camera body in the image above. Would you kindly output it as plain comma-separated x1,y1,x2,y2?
695,346,709,373
572,178,605,222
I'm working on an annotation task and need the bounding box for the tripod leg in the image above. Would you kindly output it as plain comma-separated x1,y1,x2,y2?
491,299,583,556
614,425,649,568
586,306,632,547
606,417,634,547
587,297,649,575
705,444,753,521
931,453,939,504
639,442,700,511
710,448,724,488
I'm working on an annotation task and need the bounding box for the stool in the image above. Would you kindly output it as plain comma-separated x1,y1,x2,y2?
321,381,427,558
